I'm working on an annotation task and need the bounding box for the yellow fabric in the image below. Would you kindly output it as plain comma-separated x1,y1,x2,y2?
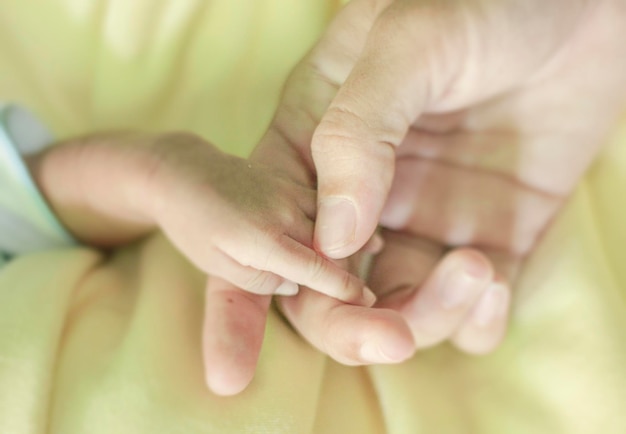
1,1,625,433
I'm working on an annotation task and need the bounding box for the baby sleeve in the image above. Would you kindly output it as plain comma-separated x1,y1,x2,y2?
0,104,76,266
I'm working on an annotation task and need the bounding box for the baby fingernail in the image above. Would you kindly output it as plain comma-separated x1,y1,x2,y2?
316,197,356,257
362,287,377,306
275,280,299,296
473,283,509,327
365,233,385,254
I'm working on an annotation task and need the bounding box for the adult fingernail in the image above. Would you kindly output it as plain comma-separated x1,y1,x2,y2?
275,280,299,296
316,197,356,257
438,269,483,310
360,341,388,363
473,283,509,327
360,341,395,363
360,338,413,364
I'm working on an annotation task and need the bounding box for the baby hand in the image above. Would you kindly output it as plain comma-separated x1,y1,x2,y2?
29,131,376,396
145,133,376,306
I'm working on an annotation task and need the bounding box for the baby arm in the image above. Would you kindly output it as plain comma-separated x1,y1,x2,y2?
27,131,376,304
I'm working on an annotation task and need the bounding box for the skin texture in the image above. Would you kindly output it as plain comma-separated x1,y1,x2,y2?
28,0,626,396
210,0,626,394
27,132,375,324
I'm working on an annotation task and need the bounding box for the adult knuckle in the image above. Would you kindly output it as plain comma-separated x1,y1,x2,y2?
316,105,367,141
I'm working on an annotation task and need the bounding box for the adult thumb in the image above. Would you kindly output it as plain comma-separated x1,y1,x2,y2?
312,3,440,259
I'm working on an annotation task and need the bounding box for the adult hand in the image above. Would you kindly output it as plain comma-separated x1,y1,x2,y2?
203,0,626,395
275,0,626,354
309,0,626,260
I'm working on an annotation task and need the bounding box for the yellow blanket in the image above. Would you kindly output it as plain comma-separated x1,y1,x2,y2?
1,1,625,433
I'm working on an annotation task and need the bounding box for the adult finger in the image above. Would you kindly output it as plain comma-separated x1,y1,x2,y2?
202,276,272,396
380,156,562,256
451,250,520,354
402,248,493,349
451,279,512,355
367,231,443,302
278,288,415,366
312,1,449,259
370,234,494,349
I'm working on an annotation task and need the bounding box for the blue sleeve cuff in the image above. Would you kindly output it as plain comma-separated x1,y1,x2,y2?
0,104,77,258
